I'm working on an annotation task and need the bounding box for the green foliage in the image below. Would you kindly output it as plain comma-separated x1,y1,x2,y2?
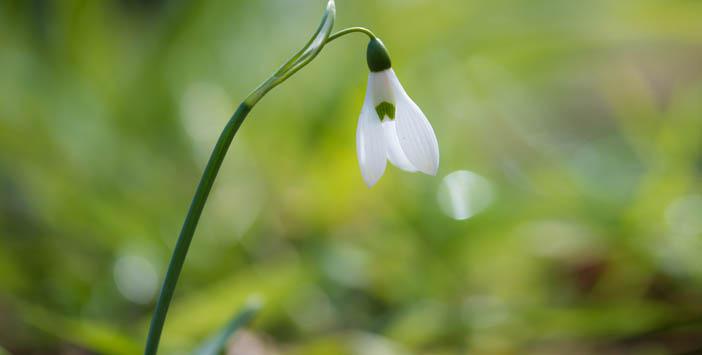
194,300,261,355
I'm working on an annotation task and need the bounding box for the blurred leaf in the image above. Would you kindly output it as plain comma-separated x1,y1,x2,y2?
12,299,140,355
194,298,262,355
154,261,308,352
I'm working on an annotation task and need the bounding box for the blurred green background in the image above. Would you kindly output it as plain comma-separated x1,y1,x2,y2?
2,0,702,354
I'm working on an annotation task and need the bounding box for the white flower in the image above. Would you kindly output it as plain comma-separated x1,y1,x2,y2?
356,68,440,187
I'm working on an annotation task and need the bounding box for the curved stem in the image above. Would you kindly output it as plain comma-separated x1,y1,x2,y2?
144,42,324,355
144,11,376,355
326,27,376,43
272,13,332,79
144,102,250,355
279,29,377,83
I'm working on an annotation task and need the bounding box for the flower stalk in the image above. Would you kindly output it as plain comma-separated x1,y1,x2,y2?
144,2,336,353
143,103,251,355
144,0,438,353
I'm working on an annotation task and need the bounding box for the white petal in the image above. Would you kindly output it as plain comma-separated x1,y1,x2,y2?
389,71,440,175
356,94,387,187
382,119,417,172
368,69,396,107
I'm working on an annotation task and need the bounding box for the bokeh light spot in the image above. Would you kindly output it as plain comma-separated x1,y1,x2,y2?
113,254,158,304
437,170,495,220
665,194,702,237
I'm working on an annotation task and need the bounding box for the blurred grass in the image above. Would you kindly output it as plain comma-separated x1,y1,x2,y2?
2,0,702,354
194,298,261,355
7,298,140,355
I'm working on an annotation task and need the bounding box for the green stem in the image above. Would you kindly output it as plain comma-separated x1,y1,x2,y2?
327,27,376,43
143,18,375,355
143,102,250,355
276,27,376,83
144,48,319,355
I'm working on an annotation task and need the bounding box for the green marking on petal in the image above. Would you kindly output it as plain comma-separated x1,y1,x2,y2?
375,101,395,120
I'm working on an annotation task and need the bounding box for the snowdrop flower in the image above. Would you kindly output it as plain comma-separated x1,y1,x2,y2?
356,38,439,187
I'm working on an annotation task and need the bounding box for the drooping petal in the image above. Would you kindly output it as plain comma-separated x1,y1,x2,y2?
382,119,417,172
395,98,440,175
356,94,387,187
389,71,440,175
